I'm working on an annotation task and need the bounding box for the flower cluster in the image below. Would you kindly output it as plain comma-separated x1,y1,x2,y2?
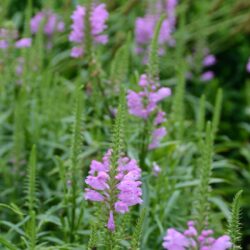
30,10,64,37
127,74,171,149
69,4,109,58
135,0,178,60
163,221,232,250
84,150,143,231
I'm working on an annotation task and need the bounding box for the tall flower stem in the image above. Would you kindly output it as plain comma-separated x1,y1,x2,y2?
139,119,150,169
68,85,83,242
85,0,112,118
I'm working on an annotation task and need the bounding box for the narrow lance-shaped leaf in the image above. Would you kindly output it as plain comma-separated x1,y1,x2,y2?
194,121,213,232
212,88,223,138
228,190,243,250
0,236,17,250
26,145,37,213
197,94,206,134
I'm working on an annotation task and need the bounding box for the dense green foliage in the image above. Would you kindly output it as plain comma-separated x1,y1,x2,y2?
0,0,249,249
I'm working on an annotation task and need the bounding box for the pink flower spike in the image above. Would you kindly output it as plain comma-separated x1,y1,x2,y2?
91,3,109,37
107,211,115,231
69,3,109,58
30,12,44,33
84,150,143,214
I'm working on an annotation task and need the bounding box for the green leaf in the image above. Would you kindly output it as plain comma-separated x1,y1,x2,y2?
0,236,18,250
0,203,24,216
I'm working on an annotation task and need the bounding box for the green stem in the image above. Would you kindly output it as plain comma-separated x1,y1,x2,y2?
139,119,149,169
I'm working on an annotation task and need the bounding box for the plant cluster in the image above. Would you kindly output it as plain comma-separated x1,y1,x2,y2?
0,0,249,249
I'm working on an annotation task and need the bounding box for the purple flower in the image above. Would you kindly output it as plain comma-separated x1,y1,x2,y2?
154,111,166,125
127,90,151,119
0,40,8,49
209,235,232,250
149,127,167,149
85,188,105,201
135,16,155,46
44,13,57,36
69,4,109,58
203,54,216,67
246,58,250,73
114,201,129,214
15,57,24,76
163,228,190,250
57,21,65,32
149,87,172,103
71,47,84,58
107,211,115,231
153,162,161,176
15,38,32,48
201,71,214,82
139,74,148,87
30,12,44,33
184,224,198,237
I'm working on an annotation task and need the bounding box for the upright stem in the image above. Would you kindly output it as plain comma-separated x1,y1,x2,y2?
139,119,149,169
